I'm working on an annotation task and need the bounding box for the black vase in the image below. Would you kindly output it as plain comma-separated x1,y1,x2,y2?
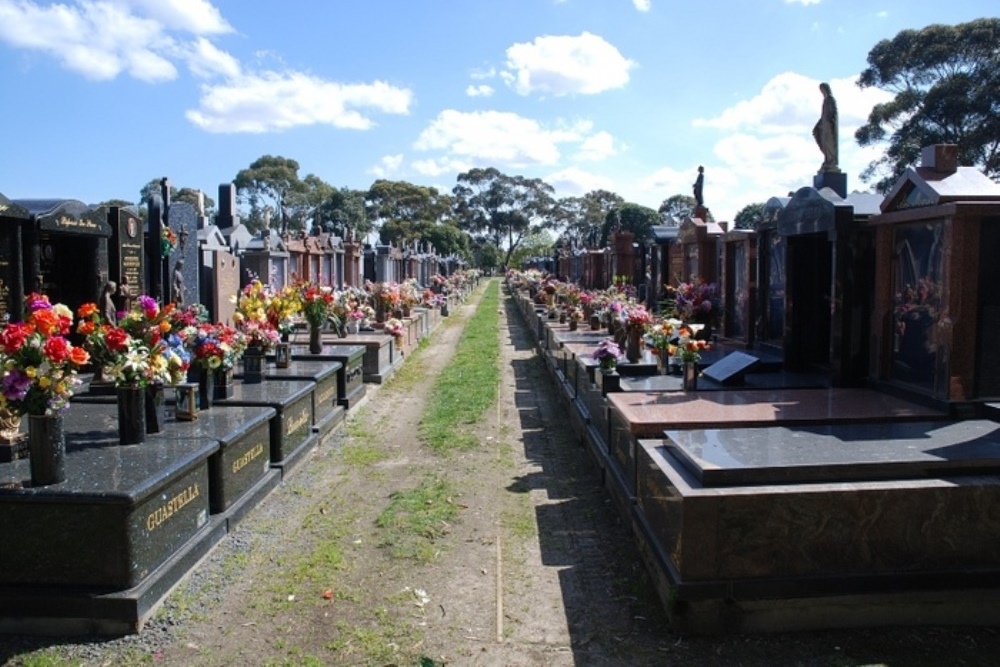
28,413,66,486
214,367,235,400
243,347,264,384
196,367,214,410
309,324,323,354
145,383,166,433
117,386,146,445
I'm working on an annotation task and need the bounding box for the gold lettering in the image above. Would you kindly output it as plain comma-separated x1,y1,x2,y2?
285,407,310,435
318,385,336,404
232,442,266,474
145,483,201,531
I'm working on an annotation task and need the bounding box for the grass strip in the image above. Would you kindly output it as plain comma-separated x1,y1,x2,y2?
375,477,461,561
419,279,501,452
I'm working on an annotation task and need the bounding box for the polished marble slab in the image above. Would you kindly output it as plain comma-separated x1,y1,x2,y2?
667,420,1000,486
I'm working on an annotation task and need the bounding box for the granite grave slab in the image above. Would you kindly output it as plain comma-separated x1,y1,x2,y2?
281,345,367,409
237,359,346,437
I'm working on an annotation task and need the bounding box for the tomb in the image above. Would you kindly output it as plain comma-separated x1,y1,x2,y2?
236,359,346,438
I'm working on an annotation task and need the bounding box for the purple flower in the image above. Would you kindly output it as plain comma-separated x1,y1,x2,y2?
1,370,31,401
138,295,157,311
26,296,51,312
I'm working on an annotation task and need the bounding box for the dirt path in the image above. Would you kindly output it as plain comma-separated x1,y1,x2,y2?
22,279,668,666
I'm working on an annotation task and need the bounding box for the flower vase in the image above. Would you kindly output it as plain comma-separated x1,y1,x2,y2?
589,315,601,331
145,382,166,433
242,346,265,384
682,361,699,391
309,323,323,354
559,311,567,324
27,413,66,486
214,367,235,400
402,305,411,318
337,324,348,339
376,304,386,324
625,328,642,363
569,320,578,331
656,351,670,375
346,320,359,335
193,367,214,410
117,386,146,445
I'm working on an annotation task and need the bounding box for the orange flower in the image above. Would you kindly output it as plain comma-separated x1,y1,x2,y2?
77,320,96,336
77,302,98,318
30,308,61,336
68,346,90,366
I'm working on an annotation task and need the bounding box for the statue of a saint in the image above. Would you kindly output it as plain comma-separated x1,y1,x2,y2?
100,281,117,325
812,82,839,172
692,166,705,207
171,260,185,307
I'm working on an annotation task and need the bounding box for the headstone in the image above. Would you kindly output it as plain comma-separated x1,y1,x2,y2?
702,351,760,385
207,249,240,325
0,194,29,323
107,206,145,305
167,202,199,308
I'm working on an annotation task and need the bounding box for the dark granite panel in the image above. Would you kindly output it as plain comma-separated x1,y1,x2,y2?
667,420,1000,486
285,345,366,408
215,380,314,468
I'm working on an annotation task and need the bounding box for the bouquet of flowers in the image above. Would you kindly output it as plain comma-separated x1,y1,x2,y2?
671,326,711,363
624,305,652,331
234,280,283,351
384,317,405,341
170,305,244,371
647,318,681,354
160,226,177,258
1,294,90,415
590,338,622,370
668,280,722,325
116,295,189,386
297,282,334,329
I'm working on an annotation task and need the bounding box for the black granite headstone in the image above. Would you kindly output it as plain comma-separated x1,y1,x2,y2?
167,202,199,308
702,351,760,386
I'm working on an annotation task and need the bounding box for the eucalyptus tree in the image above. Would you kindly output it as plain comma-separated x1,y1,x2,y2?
855,18,1000,191
552,190,625,248
233,155,305,233
452,167,555,268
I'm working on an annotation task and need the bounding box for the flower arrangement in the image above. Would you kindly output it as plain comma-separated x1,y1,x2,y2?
161,226,177,259
77,295,187,388
384,317,405,344
668,280,722,325
1,294,90,415
234,279,283,350
297,282,334,328
591,338,623,370
624,306,652,330
569,306,585,322
170,305,245,371
369,281,401,312
671,326,711,363
646,319,680,353
893,278,940,336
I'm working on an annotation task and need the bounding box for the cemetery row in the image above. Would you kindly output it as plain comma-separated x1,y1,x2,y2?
0,176,481,634
505,144,1000,634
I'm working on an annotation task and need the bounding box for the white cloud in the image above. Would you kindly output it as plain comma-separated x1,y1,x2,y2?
368,154,405,179
0,0,240,82
575,131,618,162
785,0,821,5
465,84,494,98
500,32,634,96
411,157,473,178
632,0,652,11
127,0,232,35
414,109,592,167
186,72,412,133
545,167,615,197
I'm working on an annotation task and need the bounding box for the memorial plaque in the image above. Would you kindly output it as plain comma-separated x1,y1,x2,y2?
167,202,199,309
702,351,760,385
108,206,144,298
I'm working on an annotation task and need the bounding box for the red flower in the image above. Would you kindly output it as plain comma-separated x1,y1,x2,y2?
77,302,98,319
68,346,90,366
0,323,31,353
105,327,130,351
31,309,61,336
43,336,71,364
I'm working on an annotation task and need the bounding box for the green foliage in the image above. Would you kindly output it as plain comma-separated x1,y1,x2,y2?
452,167,555,267
599,202,661,247
234,155,305,233
855,18,1000,192
318,187,371,240
733,202,765,230
423,221,471,259
367,179,453,247
552,189,625,248
508,227,556,268
420,280,500,451
658,194,696,225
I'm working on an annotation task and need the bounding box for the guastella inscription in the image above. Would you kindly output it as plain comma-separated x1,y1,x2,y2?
146,483,200,531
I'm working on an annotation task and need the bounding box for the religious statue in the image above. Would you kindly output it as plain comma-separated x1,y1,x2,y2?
178,225,189,252
172,260,185,307
812,82,839,172
100,281,117,325
692,166,705,207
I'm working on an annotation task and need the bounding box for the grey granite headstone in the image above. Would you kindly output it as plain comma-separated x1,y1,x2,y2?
168,202,199,309
702,351,760,386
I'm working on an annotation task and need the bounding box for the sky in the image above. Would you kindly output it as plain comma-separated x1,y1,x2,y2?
0,0,994,227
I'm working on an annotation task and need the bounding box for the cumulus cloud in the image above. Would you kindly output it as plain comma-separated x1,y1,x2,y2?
632,0,652,11
545,167,615,197
0,0,237,82
368,154,405,179
786,0,821,5
187,72,412,133
415,110,566,166
412,156,474,178
500,32,634,96
465,84,494,98
575,131,618,162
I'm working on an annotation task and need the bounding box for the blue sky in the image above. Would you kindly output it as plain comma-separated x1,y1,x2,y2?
0,0,993,225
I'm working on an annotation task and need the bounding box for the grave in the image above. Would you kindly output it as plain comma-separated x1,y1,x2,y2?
634,418,1000,633
280,345,367,409
235,359,346,438
215,380,318,477
0,402,227,635
292,332,395,384
0,193,30,324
